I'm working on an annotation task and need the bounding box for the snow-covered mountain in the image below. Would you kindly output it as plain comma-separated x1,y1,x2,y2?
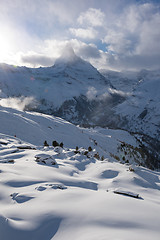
100,69,139,92
0,106,160,239
100,69,160,165
100,69,160,139
0,48,125,127
0,49,160,168
0,47,111,109
114,69,160,143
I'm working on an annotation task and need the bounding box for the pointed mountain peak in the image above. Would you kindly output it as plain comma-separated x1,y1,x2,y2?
55,45,81,65
61,45,77,60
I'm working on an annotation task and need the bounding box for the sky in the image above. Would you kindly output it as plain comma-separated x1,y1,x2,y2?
0,0,160,71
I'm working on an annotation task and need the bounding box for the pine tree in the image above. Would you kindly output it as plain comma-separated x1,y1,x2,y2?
44,140,49,147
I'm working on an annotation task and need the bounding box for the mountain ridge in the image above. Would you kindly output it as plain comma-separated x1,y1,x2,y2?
0,51,160,169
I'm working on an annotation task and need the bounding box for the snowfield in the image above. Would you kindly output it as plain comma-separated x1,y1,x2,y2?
0,106,160,240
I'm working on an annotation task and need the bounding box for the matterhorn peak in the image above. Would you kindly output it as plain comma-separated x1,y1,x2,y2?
55,45,81,65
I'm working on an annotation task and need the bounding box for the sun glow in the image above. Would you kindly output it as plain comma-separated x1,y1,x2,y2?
0,35,12,63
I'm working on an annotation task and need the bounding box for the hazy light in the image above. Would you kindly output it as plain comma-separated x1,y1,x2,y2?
0,35,12,63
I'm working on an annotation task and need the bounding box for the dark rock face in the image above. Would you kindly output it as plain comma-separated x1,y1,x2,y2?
37,92,125,129
138,109,148,119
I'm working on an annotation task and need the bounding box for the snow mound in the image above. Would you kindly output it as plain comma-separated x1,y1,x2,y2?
0,106,160,239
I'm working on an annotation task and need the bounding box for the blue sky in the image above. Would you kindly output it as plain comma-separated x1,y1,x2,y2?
0,0,160,71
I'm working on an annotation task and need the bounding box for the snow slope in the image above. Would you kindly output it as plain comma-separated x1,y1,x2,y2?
0,106,140,158
0,106,160,239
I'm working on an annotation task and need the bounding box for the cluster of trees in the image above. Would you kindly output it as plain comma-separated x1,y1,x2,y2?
43,141,105,161
43,140,63,148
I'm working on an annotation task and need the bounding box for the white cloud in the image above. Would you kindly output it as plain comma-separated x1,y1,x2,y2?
135,12,160,55
86,86,111,101
21,52,55,67
86,87,97,100
103,31,132,55
20,38,112,71
108,88,131,97
40,39,101,63
17,40,70,67
1,1,160,71
76,44,100,59
0,96,38,111
78,8,105,27
101,2,160,70
70,27,97,39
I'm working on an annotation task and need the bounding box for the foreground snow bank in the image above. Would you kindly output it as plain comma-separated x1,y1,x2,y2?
0,107,160,239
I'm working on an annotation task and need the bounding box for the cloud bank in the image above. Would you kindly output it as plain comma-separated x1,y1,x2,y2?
0,96,38,111
0,0,160,71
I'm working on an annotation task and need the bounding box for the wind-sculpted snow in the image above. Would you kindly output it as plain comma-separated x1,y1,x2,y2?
0,106,160,239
